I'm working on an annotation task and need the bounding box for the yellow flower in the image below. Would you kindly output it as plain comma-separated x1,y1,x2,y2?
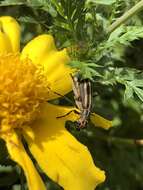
0,16,112,190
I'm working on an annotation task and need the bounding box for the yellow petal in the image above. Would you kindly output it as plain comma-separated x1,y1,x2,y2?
1,131,46,190
42,49,72,100
21,34,72,99
0,16,20,52
90,113,112,130
21,34,56,64
22,103,105,190
0,31,12,53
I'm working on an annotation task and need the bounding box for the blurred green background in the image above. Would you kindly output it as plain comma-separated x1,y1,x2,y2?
0,0,143,190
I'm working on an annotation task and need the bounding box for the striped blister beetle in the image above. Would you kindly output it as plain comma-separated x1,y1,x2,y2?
55,74,92,130
70,74,92,129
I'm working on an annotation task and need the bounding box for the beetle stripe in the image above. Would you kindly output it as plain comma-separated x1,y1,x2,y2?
80,79,91,112
71,75,92,129
71,75,83,110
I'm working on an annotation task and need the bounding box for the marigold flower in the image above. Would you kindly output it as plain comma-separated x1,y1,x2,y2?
0,16,112,190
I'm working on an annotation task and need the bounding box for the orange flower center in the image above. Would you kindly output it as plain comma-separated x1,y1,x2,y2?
0,53,50,132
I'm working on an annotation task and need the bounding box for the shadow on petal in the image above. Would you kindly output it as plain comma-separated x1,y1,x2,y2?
22,103,106,190
1,131,46,190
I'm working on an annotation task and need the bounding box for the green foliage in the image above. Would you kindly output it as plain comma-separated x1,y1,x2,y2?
69,60,102,79
1,0,143,189
99,67,143,102
86,0,116,5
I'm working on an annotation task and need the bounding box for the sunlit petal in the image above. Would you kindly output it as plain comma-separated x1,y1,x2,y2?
21,34,72,99
90,113,112,130
0,16,20,52
22,103,105,190
0,31,12,53
42,49,72,100
21,34,56,64
1,131,46,190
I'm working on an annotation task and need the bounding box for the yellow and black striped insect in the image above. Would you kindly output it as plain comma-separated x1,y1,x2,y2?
71,74,92,129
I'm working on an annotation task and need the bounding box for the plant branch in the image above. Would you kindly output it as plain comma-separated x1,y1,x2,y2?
91,132,143,147
108,136,143,147
107,0,143,33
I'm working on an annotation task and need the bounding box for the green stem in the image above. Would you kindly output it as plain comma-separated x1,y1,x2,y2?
108,136,137,147
107,0,143,33
91,132,143,147
109,137,143,147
